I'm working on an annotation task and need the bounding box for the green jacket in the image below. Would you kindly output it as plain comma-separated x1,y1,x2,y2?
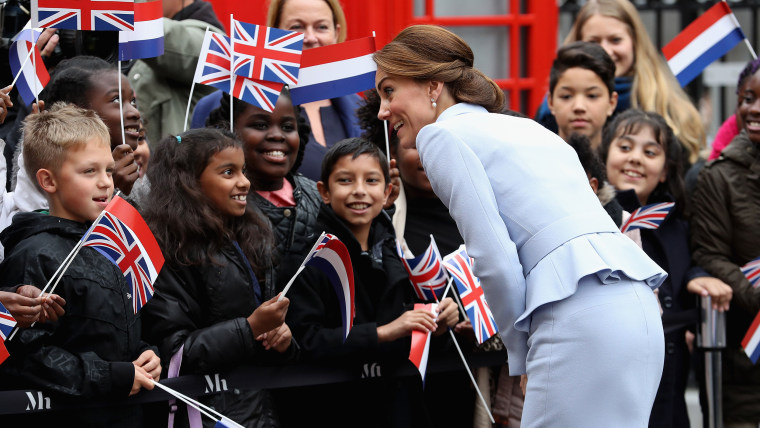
129,18,223,146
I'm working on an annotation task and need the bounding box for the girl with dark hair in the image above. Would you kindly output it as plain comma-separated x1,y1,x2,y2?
599,109,732,428
691,58,760,426
206,88,324,294
140,128,296,427
375,24,667,426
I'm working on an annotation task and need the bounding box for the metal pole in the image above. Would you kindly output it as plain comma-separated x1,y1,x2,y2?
696,295,726,428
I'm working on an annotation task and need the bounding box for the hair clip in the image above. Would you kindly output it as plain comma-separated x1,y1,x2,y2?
175,135,182,143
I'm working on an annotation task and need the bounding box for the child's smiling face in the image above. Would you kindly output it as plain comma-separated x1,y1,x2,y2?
318,153,391,238
236,95,299,189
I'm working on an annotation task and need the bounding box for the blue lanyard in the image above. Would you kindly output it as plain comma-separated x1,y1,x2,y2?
232,241,262,307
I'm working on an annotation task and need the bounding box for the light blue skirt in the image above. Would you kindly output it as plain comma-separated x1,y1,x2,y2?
521,275,664,427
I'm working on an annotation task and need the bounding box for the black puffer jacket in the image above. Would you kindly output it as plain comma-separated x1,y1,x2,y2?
691,130,760,422
141,243,296,428
0,212,154,427
251,174,322,292
280,204,434,428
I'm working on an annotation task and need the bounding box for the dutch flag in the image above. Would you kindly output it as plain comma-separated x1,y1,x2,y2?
118,0,164,61
663,1,747,87
289,36,376,105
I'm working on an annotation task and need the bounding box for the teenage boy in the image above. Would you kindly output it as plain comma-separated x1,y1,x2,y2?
547,41,618,149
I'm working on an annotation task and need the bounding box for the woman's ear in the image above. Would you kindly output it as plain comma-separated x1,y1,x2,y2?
317,180,331,204
36,168,57,194
429,80,445,102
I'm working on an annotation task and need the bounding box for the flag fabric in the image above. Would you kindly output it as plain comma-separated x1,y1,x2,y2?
443,245,498,344
9,23,50,105
32,0,135,31
742,257,760,288
663,1,746,86
409,303,436,382
118,0,163,60
0,301,17,364
303,234,355,341
0,301,17,341
619,202,675,233
396,237,449,302
194,29,284,112
231,19,303,85
215,417,245,428
290,36,377,105
742,309,760,364
83,195,164,313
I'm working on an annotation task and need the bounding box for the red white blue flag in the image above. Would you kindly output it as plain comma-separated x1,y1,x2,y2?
742,257,760,288
409,302,436,382
742,309,760,364
231,19,303,85
443,245,498,344
32,0,135,31
396,237,449,302
194,29,284,112
83,195,164,313
303,233,355,341
663,1,746,86
0,301,17,364
619,202,675,233
9,23,50,105
290,36,377,105
118,0,163,60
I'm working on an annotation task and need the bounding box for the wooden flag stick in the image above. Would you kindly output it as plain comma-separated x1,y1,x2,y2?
439,283,494,423
278,231,326,302
9,47,35,88
152,380,221,422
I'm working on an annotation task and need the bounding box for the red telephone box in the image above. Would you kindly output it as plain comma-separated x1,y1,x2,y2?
207,0,557,116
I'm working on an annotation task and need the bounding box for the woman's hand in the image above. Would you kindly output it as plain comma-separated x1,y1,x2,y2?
687,276,732,312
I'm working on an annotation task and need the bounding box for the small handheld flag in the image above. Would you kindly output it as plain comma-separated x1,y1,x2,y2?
0,301,17,364
396,236,449,302
303,234,355,341
32,0,135,31
409,303,436,382
742,309,760,364
290,36,377,105
443,245,498,344
193,29,284,112
118,0,163,61
9,23,50,105
741,257,760,288
663,1,748,86
231,19,303,85
83,195,164,313
619,202,675,233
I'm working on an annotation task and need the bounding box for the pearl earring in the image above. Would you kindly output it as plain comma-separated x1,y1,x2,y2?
431,98,437,108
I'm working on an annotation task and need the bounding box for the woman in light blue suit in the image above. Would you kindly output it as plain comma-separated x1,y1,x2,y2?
375,25,666,427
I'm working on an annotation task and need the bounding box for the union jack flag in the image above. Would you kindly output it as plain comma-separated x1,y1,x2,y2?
443,246,498,344
396,237,449,302
83,195,164,313
620,202,675,233
231,19,303,85
194,29,284,112
32,0,135,31
0,301,17,341
742,257,760,288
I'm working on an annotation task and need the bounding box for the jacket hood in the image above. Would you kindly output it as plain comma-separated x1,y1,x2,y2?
718,130,760,169
0,212,88,256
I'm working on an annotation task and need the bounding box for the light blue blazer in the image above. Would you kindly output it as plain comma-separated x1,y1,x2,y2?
417,103,667,375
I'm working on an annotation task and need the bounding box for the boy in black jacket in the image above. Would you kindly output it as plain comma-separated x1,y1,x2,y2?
0,104,159,426
282,138,458,428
